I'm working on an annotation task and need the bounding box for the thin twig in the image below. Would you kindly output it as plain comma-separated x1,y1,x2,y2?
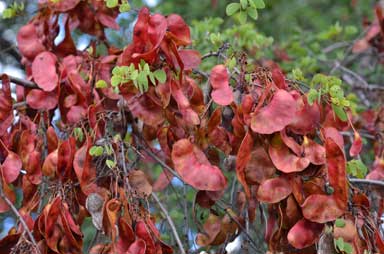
322,41,350,54
215,201,262,253
0,182,41,254
140,146,180,179
340,131,376,140
1,74,39,89
182,184,189,250
349,178,384,188
152,193,186,254
12,101,27,109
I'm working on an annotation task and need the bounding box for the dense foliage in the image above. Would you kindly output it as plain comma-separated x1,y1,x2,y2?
0,0,384,254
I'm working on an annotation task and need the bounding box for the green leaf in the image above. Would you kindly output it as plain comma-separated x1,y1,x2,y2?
137,71,148,92
124,132,131,143
89,146,104,157
17,3,25,11
332,104,347,121
307,89,318,105
347,159,368,179
143,63,150,74
240,0,248,9
343,242,353,254
119,3,131,12
226,3,241,16
111,76,121,87
329,85,344,99
106,159,116,169
238,10,248,24
95,80,108,89
154,69,167,83
74,128,84,142
104,144,113,155
247,7,258,20
2,8,16,19
149,72,156,85
130,69,138,80
227,57,237,70
335,218,346,228
112,66,122,76
292,68,305,81
345,25,358,36
341,99,350,107
335,237,344,251
105,0,118,8
252,0,265,8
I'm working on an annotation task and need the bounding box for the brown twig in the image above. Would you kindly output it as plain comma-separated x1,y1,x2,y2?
349,178,384,188
1,74,39,89
152,193,186,254
140,145,180,179
215,201,262,253
182,184,189,250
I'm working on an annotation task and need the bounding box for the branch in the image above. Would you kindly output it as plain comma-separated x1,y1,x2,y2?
140,145,181,179
0,182,41,254
215,201,263,254
1,74,39,89
340,131,376,140
322,41,350,54
152,193,186,254
349,178,384,188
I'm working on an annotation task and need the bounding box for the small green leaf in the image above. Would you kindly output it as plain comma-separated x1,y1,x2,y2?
111,76,121,87
124,132,131,143
343,242,353,254
95,80,108,89
247,7,258,20
227,57,237,70
106,159,116,169
137,71,148,92
345,25,358,36
17,3,25,11
292,68,305,81
130,69,138,80
347,159,368,179
332,104,347,121
149,72,156,85
119,3,131,12
112,66,122,76
226,3,241,16
105,0,118,8
74,127,84,142
335,218,346,228
104,144,113,155
335,237,344,251
89,146,104,157
154,69,167,83
252,0,265,8
341,99,350,107
240,0,248,9
113,134,122,142
238,10,248,24
329,85,344,99
307,89,318,105
143,63,150,74
2,8,16,19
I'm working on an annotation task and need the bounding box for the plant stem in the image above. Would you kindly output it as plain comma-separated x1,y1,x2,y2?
152,193,186,254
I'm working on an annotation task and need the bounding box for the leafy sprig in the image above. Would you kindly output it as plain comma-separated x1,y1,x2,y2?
108,61,166,93
226,0,265,23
